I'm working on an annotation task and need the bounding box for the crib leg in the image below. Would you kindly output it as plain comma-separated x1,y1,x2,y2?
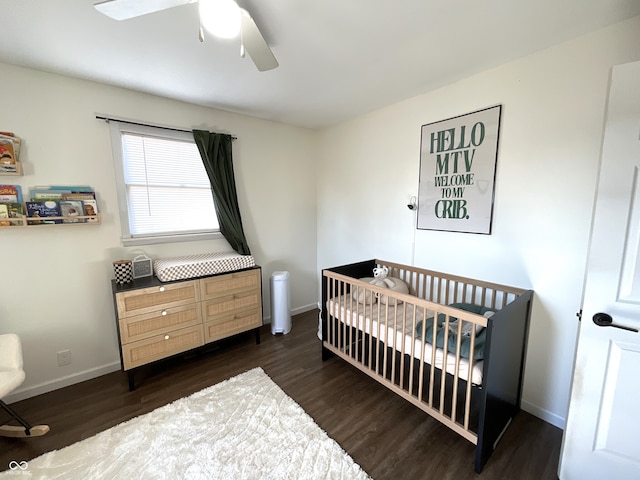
322,345,334,361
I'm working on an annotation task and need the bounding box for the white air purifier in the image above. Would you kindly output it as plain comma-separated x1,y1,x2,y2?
270,271,291,335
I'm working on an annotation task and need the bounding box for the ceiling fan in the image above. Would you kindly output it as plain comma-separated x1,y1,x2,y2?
94,0,278,71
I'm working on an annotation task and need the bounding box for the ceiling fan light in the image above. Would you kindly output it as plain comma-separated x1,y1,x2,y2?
199,0,241,39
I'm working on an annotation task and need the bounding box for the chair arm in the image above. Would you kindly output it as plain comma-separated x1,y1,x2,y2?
0,334,23,371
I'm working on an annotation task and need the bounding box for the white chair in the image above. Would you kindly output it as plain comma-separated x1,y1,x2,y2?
0,334,49,437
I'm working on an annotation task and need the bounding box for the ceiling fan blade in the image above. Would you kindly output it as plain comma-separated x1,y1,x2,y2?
240,9,278,72
94,0,195,21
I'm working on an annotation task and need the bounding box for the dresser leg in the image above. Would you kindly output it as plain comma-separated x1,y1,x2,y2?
255,328,261,345
128,371,136,391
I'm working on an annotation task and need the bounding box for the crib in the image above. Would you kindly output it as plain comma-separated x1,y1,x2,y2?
321,259,533,473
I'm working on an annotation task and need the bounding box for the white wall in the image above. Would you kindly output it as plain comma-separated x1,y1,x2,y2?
1,64,318,400
316,16,640,428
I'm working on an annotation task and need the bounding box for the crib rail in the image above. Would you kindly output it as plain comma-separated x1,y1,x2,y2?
321,259,528,445
381,259,526,309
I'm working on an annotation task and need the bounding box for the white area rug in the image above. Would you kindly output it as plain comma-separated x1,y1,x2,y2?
1,368,370,479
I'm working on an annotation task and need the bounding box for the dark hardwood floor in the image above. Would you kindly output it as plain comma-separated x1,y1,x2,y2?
1,310,562,479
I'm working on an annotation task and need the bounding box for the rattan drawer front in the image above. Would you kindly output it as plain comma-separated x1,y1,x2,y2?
116,281,200,318
200,269,260,300
201,290,261,322
121,324,204,370
119,304,202,344
204,308,262,343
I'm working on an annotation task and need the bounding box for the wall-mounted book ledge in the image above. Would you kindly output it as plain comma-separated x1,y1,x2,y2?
1,214,101,227
0,184,101,228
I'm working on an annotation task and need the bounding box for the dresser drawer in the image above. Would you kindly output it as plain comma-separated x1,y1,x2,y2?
200,268,260,300
119,303,202,344
201,289,261,322
116,280,200,318
204,308,262,343
121,324,204,370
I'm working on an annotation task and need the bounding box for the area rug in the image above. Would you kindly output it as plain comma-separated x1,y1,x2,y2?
1,368,370,479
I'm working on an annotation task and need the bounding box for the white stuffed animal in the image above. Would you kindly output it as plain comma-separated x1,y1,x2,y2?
376,267,410,305
371,266,394,287
352,267,410,304
352,267,392,304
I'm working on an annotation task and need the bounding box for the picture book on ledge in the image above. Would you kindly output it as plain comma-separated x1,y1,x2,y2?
0,184,22,203
0,132,22,174
59,200,85,223
25,201,62,224
0,185,25,226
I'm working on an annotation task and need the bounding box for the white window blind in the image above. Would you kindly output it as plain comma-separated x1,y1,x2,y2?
109,122,220,246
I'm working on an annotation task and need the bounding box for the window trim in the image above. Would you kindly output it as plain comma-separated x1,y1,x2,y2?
109,121,222,246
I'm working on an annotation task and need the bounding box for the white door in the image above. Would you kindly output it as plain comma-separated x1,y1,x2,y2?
559,60,640,479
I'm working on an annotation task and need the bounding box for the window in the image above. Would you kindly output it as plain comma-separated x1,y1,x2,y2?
109,122,220,246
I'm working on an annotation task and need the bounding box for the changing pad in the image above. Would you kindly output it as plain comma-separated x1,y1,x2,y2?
153,252,256,282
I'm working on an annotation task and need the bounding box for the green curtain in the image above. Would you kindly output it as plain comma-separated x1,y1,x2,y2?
192,130,251,255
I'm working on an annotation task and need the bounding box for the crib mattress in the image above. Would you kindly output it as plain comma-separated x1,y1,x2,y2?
153,252,256,282
328,296,484,385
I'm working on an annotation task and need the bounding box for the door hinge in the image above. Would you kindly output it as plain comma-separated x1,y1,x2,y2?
576,309,582,321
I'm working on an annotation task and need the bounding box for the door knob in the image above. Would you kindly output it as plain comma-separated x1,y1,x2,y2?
592,312,638,332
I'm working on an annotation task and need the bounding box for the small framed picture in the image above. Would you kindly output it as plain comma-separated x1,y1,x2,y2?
132,255,153,279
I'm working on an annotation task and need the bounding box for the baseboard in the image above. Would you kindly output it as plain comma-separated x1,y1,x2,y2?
521,399,566,430
7,305,321,404
262,303,318,324
293,303,318,315
4,362,121,404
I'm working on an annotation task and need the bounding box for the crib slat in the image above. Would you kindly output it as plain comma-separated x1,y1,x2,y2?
421,274,427,301
445,279,450,305
335,278,339,347
341,279,346,353
328,276,332,345
399,301,406,390
383,301,389,381
408,305,417,395
389,301,396,385
429,275,434,303
428,314,437,407
376,299,382,377
439,314,450,415
348,280,353,356
450,319,463,423
367,292,373,370
325,276,330,343
417,306,428,402
464,328,477,430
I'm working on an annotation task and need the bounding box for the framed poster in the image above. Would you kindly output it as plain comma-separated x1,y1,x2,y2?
417,105,502,234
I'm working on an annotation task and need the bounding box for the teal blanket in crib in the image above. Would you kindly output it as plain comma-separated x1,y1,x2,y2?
415,303,494,360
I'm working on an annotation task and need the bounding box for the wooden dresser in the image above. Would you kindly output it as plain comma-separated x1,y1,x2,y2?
111,266,263,389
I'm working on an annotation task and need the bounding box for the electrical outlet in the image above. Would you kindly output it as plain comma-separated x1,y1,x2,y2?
57,349,72,366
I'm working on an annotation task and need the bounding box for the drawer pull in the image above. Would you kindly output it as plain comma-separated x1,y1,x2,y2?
164,334,170,340
159,287,165,292
161,310,168,316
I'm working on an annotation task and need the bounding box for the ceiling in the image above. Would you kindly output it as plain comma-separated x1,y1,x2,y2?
1,1,639,129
